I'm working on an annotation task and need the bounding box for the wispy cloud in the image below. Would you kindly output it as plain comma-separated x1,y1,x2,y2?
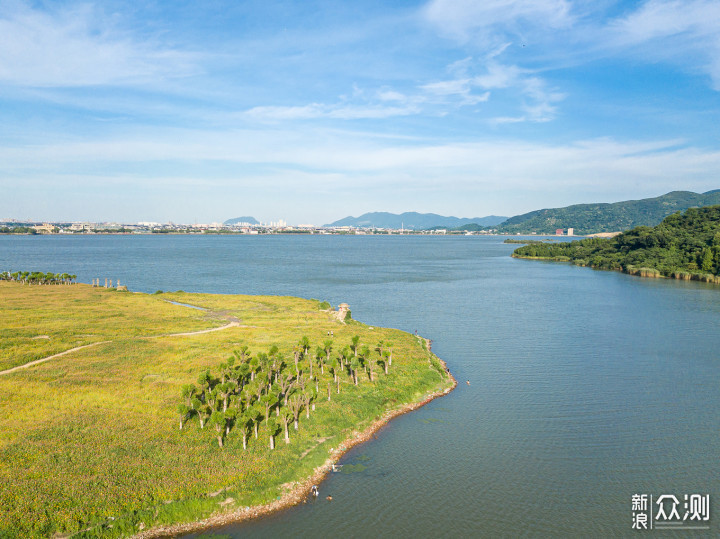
422,0,573,44
0,1,199,87
2,127,718,192
606,0,720,89
244,102,421,121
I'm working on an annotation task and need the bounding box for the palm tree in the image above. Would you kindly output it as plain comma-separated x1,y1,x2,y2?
288,393,304,430
301,389,315,419
329,357,341,384
238,411,253,450
261,393,277,426
177,403,191,430
292,344,301,368
197,403,212,430
322,339,333,375
267,418,280,450
361,345,374,381
250,404,263,439
224,408,237,436
210,411,225,447
277,373,295,406
280,409,293,444
375,340,385,362
312,346,323,377
235,362,251,387
381,351,390,375
197,370,212,394
233,345,250,363
350,335,360,358
350,357,360,385
299,336,311,359
216,382,236,412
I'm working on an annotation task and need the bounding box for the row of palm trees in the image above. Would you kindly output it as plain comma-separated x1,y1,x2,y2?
1,271,77,285
179,335,394,449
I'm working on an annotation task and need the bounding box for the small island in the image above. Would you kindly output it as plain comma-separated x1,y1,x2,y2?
511,205,720,284
0,280,455,538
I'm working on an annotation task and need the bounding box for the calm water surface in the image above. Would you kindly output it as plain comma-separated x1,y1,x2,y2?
1,235,718,537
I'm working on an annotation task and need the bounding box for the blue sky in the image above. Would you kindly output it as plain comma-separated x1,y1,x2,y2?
2,0,720,225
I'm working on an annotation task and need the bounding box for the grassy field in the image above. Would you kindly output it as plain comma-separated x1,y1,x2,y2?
0,282,453,537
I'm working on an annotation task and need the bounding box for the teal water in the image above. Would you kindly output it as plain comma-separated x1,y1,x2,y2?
1,235,718,536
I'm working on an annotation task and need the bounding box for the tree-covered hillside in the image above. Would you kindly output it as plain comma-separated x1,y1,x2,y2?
496,190,720,235
512,205,720,283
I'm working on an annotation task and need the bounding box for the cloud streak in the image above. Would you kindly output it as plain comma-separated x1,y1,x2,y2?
422,0,573,43
0,1,199,87
605,0,720,89
2,127,718,195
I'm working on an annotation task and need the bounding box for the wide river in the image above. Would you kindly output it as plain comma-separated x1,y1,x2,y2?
2,234,718,536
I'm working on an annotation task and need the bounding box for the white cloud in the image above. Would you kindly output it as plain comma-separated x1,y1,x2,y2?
0,2,198,87
606,0,720,89
420,78,490,105
473,62,523,89
423,0,573,43
245,102,421,121
2,127,719,199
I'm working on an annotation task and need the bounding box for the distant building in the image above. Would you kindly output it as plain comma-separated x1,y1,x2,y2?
69,223,93,232
567,228,574,236
555,229,564,236
33,223,56,234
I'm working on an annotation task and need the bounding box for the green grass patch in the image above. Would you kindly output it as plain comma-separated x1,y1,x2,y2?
0,282,453,537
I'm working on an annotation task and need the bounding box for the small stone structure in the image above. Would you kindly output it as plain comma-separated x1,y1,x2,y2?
336,303,350,321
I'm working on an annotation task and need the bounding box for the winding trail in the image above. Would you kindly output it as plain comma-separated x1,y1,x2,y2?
144,320,243,339
0,308,246,376
0,341,113,376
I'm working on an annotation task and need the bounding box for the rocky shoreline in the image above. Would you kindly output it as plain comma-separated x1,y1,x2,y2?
135,354,456,538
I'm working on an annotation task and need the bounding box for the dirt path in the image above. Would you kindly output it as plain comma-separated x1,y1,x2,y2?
0,341,112,376
0,318,246,377
144,320,243,338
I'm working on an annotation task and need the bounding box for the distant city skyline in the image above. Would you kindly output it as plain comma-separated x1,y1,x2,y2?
2,1,720,225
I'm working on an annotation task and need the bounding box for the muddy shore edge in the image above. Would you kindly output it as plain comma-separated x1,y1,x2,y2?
135,353,457,538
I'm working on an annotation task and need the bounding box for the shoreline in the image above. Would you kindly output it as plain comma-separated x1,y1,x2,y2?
512,254,720,285
134,354,457,538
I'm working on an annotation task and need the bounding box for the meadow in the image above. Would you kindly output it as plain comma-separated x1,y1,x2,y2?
0,282,453,537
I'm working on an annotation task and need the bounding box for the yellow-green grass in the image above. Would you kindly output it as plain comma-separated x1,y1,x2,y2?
0,283,221,371
0,283,453,537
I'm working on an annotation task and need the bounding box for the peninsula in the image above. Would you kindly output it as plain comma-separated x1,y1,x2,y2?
511,205,720,285
0,281,455,537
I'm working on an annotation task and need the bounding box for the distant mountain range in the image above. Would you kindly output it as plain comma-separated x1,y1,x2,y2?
225,190,720,234
494,190,720,235
224,216,259,225
324,212,508,229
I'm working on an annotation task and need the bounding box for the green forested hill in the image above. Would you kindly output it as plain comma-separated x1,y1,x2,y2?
512,205,720,283
496,190,720,235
